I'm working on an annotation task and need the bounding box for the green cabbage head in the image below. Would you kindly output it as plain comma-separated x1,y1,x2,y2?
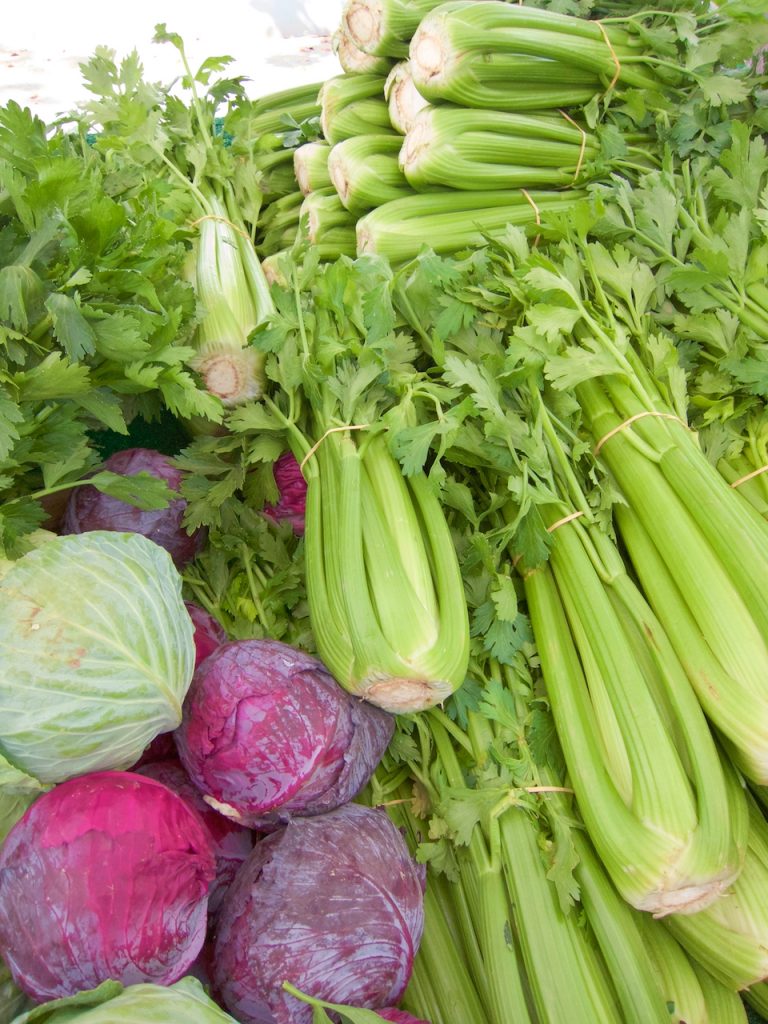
9,978,238,1023
0,532,195,784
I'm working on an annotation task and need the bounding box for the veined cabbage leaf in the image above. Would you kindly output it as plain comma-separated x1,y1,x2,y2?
0,532,194,783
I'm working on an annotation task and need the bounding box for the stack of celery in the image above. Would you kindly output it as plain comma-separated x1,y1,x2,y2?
2,1,768,1022
272,0,747,263
222,1,768,1020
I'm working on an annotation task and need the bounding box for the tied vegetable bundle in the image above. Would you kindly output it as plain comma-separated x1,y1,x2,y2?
2,3,768,1024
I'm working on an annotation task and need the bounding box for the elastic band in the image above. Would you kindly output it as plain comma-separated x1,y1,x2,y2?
546,509,586,533
520,188,541,247
593,410,688,457
189,214,251,240
559,108,589,184
596,20,622,92
730,464,768,489
299,423,369,472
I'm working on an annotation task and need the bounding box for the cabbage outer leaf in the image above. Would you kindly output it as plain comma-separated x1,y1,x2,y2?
9,977,239,1023
0,532,195,783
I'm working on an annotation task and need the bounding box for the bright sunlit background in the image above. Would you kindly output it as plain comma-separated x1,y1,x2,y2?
1,1,346,121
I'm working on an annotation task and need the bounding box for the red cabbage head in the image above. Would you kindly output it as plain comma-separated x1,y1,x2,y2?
263,452,306,535
0,771,215,1002
212,803,426,1024
62,447,204,568
174,639,394,830
137,759,254,916
185,601,228,668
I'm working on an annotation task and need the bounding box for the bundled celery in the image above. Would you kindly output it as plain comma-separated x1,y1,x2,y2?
408,1,665,109
293,141,333,196
664,796,768,989
333,25,395,75
256,190,304,257
399,105,602,190
297,192,358,259
522,513,747,914
254,255,469,712
328,134,413,214
356,189,584,261
187,189,272,405
385,61,429,134
380,239,747,915
441,210,768,784
318,74,394,144
372,773,530,1024
341,0,450,59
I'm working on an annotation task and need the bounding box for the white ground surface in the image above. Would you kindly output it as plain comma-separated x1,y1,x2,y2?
1,1,346,123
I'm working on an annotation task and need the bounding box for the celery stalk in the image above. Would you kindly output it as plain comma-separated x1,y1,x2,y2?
664,796,768,989
303,430,469,712
400,105,598,191
522,517,746,916
409,0,667,109
579,377,768,783
341,0,449,58
385,61,429,134
329,134,413,214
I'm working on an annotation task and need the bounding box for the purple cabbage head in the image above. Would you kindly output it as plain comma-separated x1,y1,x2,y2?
263,452,306,535
0,771,216,1002
174,640,394,830
185,601,228,668
62,447,204,568
137,759,254,916
212,803,426,1024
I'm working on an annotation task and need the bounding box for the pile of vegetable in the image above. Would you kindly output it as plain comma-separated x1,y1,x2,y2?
1,0,768,1022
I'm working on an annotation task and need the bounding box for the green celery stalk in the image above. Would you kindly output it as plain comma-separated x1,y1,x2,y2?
400,105,599,191
318,74,393,144
579,378,768,783
522,515,746,916
409,1,667,109
664,796,768,990
333,26,395,75
329,134,413,214
302,430,469,712
692,965,748,1023
188,189,271,406
566,807,691,1022
614,503,768,783
746,979,768,1020
385,61,430,134
293,142,332,195
356,190,585,262
342,0,450,58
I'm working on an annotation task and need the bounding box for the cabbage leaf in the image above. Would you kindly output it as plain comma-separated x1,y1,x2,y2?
9,978,238,1023
0,532,194,783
